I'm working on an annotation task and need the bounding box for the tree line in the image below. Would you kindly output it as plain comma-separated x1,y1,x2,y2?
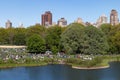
0,23,120,54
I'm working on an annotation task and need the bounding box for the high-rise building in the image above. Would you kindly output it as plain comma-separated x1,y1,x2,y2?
57,18,67,27
74,18,85,25
110,9,119,26
6,20,12,28
95,14,107,27
41,11,52,27
85,22,92,26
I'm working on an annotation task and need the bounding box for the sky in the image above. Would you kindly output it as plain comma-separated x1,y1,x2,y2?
0,0,120,27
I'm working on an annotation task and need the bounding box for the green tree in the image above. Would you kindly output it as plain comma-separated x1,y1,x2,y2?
83,26,109,54
6,28,16,45
60,23,85,54
60,23,109,55
100,24,116,54
26,25,46,38
0,28,8,44
26,34,46,53
100,24,120,54
45,26,63,54
13,28,26,45
99,24,112,35
110,24,120,54
112,31,120,53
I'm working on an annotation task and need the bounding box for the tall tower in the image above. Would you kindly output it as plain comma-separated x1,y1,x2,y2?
58,18,67,27
6,20,12,28
96,14,107,27
41,11,52,27
110,9,119,26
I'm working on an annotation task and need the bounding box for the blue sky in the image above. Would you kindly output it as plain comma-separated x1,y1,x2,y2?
0,0,120,27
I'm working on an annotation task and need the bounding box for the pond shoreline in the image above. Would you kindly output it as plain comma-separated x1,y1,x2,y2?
0,55,120,70
0,63,110,70
0,63,47,69
72,65,109,70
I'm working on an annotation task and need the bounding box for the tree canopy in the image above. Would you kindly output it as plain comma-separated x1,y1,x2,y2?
60,23,85,54
0,23,120,54
26,34,46,53
45,26,64,54
60,23,109,54
83,26,109,54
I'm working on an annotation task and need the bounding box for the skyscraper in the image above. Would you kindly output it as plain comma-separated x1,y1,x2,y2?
110,9,119,26
58,18,67,27
74,18,85,25
95,14,107,27
6,20,12,28
41,11,52,27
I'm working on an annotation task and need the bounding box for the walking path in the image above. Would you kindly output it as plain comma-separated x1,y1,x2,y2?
0,45,26,48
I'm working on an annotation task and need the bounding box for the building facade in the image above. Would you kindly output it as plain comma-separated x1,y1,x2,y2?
110,9,119,26
75,18,85,25
95,14,107,27
6,20,12,28
41,11,52,27
57,18,67,27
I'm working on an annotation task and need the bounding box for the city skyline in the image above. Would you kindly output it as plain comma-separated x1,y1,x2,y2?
0,0,120,27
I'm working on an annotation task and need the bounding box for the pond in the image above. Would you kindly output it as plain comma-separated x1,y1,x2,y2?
0,62,120,80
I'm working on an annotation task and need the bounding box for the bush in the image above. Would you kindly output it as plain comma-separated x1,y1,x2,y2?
26,34,46,53
0,59,4,64
43,58,56,64
6,59,16,64
66,58,83,65
25,58,35,63
83,57,103,67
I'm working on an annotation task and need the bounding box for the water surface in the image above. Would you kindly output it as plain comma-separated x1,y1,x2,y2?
0,62,120,80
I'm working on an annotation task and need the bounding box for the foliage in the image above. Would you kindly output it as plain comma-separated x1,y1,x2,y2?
0,28,8,44
6,28,16,44
13,28,26,45
82,26,109,54
99,24,112,36
26,25,46,38
111,31,120,53
60,23,109,54
100,24,120,54
66,56,103,67
0,23,120,54
51,46,59,54
60,23,85,54
66,58,83,65
26,34,46,53
45,26,63,54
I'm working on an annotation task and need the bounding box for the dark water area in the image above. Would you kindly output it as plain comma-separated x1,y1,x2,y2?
0,62,120,80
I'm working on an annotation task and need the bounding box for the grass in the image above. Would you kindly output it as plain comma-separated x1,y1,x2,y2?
0,55,120,69
66,55,120,68
0,62,47,68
